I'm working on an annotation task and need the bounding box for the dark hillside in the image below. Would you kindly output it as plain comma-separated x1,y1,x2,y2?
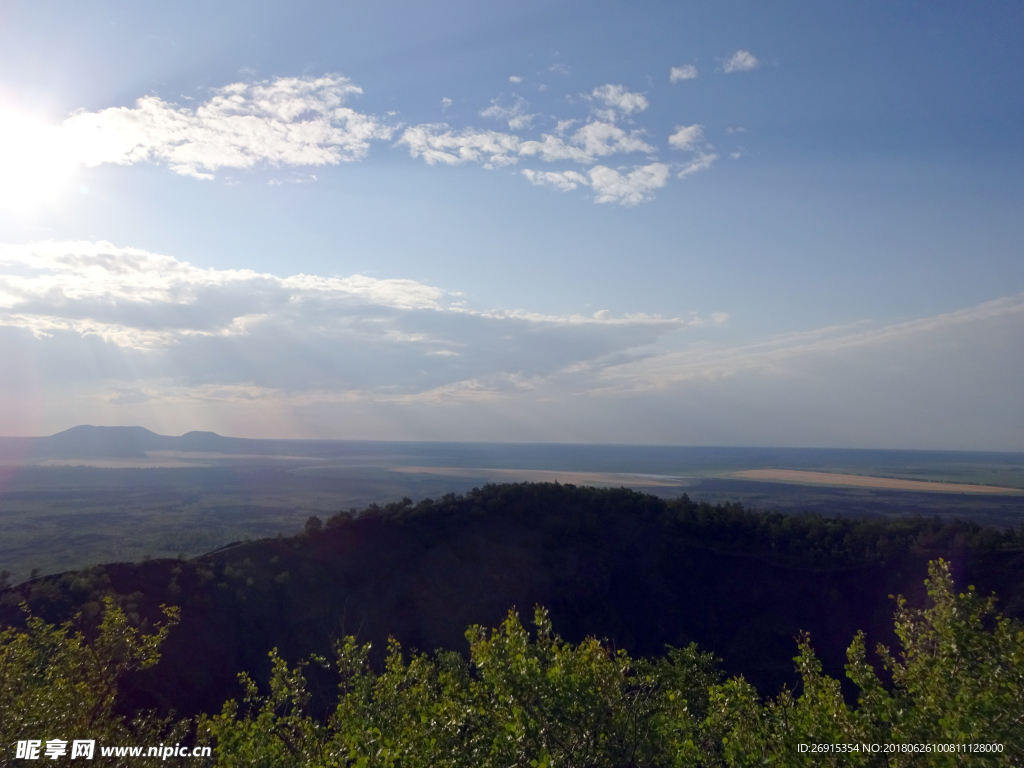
2,483,1022,721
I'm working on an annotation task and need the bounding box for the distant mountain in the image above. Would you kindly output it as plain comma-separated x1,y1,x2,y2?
176,430,231,452
0,425,272,460
0,425,464,462
45,425,168,458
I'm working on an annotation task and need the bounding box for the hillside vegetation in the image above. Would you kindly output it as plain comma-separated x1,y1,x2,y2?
2,559,1022,766
2,483,1022,724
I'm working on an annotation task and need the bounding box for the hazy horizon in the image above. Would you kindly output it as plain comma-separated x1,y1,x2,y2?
5,423,1024,461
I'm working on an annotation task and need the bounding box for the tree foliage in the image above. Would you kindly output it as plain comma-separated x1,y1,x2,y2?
5,483,1023,722
199,607,704,767
0,598,186,766
705,560,1024,767
191,561,1023,767
4,560,1023,766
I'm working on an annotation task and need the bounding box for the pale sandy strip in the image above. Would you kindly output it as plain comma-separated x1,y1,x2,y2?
731,469,1022,494
392,466,686,487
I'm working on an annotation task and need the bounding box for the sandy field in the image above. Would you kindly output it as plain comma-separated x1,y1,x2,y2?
731,469,1022,494
392,466,687,487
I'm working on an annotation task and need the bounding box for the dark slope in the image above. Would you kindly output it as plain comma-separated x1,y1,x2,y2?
2,483,1023,720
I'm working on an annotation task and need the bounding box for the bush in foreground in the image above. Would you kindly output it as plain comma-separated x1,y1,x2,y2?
0,598,186,766
3,560,1022,766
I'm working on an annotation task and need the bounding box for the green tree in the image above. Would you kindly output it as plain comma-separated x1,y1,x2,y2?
199,649,331,767
190,558,1024,766
201,608,704,767
706,560,1024,767
466,607,696,768
0,598,186,767
200,635,480,768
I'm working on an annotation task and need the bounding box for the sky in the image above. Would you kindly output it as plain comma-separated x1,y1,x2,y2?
0,0,1022,449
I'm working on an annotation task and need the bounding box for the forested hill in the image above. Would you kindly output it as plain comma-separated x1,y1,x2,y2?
2,482,1023,720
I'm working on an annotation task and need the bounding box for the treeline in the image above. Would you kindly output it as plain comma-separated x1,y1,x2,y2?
2,561,1022,766
327,482,1024,568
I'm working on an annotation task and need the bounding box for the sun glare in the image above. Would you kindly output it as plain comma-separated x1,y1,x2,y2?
0,109,81,211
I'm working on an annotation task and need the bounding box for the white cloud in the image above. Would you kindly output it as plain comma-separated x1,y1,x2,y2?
519,121,655,163
588,163,670,206
509,75,524,84
589,84,649,116
677,153,718,178
549,62,570,75
0,241,446,351
54,75,394,179
521,169,589,192
668,124,717,178
0,72,718,210
521,163,670,206
723,50,759,73
668,124,704,151
0,72,714,209
399,119,654,169
572,121,654,157
594,295,1024,394
401,111,676,205
0,241,695,399
395,125,522,167
670,65,698,82
480,96,536,130
508,134,583,164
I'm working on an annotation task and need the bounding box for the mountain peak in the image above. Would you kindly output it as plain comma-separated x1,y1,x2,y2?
43,425,164,458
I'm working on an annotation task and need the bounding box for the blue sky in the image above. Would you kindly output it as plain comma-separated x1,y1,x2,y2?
0,1,1022,448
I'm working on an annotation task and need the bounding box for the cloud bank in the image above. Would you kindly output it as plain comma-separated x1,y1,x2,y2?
1,242,1019,449
399,82,711,204
0,241,697,400
2,74,716,206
